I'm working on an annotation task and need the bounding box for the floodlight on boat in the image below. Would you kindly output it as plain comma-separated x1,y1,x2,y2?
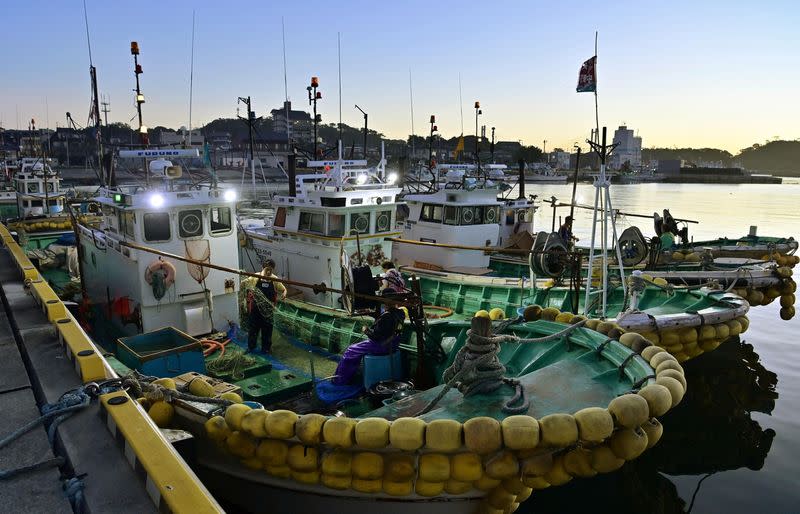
223,189,237,202
386,172,398,185
139,125,148,134
356,174,368,185
311,76,319,87
149,193,165,208
136,94,145,104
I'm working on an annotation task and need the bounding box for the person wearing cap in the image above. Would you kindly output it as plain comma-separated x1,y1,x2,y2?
559,216,579,246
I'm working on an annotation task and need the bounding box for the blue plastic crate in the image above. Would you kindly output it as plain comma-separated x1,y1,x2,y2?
117,327,205,377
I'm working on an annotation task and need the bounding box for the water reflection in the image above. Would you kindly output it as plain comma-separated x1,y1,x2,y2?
521,338,778,513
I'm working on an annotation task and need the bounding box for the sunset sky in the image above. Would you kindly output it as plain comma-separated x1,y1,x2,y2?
1,0,797,153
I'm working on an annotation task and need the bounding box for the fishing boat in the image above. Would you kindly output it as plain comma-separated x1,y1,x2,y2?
171,316,683,513
75,149,241,341
524,163,567,183
394,163,535,273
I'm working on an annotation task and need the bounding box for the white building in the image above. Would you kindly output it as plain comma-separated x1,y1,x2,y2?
158,129,204,148
270,101,312,143
550,151,571,170
610,125,642,170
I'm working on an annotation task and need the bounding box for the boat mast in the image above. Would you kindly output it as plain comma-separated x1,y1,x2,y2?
83,0,106,187
409,70,415,164
131,41,149,187
187,11,196,147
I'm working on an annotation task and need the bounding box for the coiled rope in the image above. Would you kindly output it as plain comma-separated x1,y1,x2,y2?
416,318,588,416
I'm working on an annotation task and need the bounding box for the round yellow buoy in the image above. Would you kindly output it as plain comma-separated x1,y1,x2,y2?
489,308,506,320
226,431,257,459
321,449,352,476
463,417,502,454
188,378,215,397
419,453,450,482
608,394,650,429
264,410,299,439
781,306,796,320
781,294,796,308
653,277,669,287
351,452,384,480
563,447,597,478
500,415,540,450
384,454,416,481
389,417,426,450
540,307,561,321
671,251,685,261
608,427,648,460
153,377,177,390
474,310,491,319
554,311,573,324
383,479,414,496
485,451,519,480
322,417,357,448
641,418,664,448
444,479,473,495
538,413,578,447
355,417,391,448
451,452,483,482
574,407,614,443
322,473,351,490
256,439,288,466
220,391,242,403
295,413,327,445
287,444,319,472
224,403,251,432
655,376,685,407
415,479,445,497
590,445,625,473
638,384,673,417
204,415,230,442
425,419,462,452
241,409,269,438
523,305,543,321
542,455,572,486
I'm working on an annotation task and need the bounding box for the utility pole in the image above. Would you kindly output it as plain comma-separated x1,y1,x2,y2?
474,101,482,169
307,76,321,157
355,104,368,160
428,115,437,179
237,96,257,199
101,95,110,126
490,127,496,163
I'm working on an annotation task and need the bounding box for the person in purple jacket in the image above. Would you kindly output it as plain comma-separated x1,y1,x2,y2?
332,307,406,385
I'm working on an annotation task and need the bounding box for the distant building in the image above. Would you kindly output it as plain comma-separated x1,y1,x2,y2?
610,125,642,169
157,128,204,148
549,151,571,170
270,101,312,143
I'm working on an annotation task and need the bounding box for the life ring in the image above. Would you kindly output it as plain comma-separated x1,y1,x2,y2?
144,259,177,287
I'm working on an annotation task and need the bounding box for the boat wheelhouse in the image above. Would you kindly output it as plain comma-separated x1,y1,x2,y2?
14,157,66,217
240,147,402,308
77,153,240,338
395,164,534,272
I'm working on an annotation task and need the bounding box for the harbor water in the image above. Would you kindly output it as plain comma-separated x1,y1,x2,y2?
516,180,800,513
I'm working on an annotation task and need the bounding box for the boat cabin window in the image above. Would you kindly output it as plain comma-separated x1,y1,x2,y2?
46,183,55,192
178,209,204,238
273,207,286,228
444,206,459,225
210,206,232,234
375,210,392,233
27,183,39,193
120,210,135,238
299,211,325,234
143,212,171,242
350,212,371,234
420,203,443,223
328,213,345,237
505,210,515,225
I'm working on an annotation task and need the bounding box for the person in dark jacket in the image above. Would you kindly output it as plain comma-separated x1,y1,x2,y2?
246,259,287,354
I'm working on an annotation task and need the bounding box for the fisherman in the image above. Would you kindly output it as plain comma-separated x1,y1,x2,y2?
379,260,405,295
332,307,405,385
241,259,287,354
558,216,579,246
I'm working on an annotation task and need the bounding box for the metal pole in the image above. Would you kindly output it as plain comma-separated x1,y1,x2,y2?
594,31,599,144
569,147,581,221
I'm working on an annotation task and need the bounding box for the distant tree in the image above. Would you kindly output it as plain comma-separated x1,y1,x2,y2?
513,145,543,163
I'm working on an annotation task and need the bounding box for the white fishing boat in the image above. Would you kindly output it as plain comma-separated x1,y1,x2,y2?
240,143,403,308
12,157,66,218
524,163,567,183
76,149,241,338
395,163,535,273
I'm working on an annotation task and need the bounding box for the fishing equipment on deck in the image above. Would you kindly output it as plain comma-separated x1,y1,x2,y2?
616,226,649,267
528,231,569,278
